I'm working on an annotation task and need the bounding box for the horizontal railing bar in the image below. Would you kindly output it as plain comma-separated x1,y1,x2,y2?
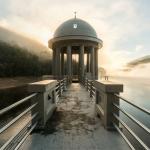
96,104,104,116
113,103,150,134
12,113,38,148
56,95,59,99
55,85,59,89
14,122,38,150
113,114,149,150
0,93,37,116
0,102,37,134
115,94,150,115
113,122,135,150
56,91,59,95
92,95,95,99
1,124,29,150
55,89,59,92
91,87,96,90
91,91,95,94
0,113,38,150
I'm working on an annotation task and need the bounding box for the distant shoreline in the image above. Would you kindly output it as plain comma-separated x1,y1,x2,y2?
0,76,41,90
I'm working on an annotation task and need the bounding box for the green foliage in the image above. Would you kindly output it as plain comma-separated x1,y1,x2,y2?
0,41,52,77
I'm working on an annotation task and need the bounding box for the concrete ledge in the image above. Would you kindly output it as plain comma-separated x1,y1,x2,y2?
28,80,57,92
94,80,123,93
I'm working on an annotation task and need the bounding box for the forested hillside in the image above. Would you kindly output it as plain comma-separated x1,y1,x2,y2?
0,41,52,77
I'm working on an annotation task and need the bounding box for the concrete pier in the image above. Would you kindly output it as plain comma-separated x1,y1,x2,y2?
19,83,129,150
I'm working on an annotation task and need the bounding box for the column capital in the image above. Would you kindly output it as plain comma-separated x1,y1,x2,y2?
55,46,61,51
90,46,96,50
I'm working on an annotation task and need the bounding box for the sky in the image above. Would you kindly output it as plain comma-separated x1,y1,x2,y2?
0,0,150,74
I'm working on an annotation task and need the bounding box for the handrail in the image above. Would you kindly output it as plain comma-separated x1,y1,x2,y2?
113,94,150,149
0,78,67,150
0,113,38,150
14,122,38,150
0,93,37,116
83,78,96,98
113,122,136,150
113,103,150,134
115,94,150,115
84,77,150,150
0,102,37,133
113,113,149,150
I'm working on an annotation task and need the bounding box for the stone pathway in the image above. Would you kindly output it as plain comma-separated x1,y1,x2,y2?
19,83,129,150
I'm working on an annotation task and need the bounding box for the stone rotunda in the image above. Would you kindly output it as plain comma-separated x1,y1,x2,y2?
48,17,103,81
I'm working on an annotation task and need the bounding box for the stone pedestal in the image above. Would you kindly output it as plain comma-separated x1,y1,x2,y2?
28,80,57,128
94,80,123,130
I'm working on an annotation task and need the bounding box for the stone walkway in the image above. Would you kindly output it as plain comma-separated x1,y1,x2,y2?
19,83,129,150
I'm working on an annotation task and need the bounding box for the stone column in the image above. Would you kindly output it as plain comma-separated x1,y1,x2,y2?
79,45,84,81
55,47,61,79
67,45,72,77
91,47,95,79
87,53,90,72
52,50,56,77
61,52,64,77
95,49,98,80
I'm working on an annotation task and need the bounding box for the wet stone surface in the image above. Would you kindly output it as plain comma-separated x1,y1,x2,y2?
19,83,129,150
34,84,97,135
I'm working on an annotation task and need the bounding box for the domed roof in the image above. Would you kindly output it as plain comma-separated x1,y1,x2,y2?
54,18,98,38
48,18,103,49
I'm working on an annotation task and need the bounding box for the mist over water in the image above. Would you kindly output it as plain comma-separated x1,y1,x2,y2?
108,75,150,147
0,26,52,61
110,76,150,109
124,63,150,78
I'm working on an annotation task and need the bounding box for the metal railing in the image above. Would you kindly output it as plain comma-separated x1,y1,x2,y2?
83,78,96,99
0,93,38,150
55,78,67,103
83,77,150,150
0,78,68,150
112,94,150,150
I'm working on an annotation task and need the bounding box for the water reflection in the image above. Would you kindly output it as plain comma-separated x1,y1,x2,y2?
109,76,150,148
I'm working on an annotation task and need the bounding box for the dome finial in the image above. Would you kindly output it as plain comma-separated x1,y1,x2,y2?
74,11,77,19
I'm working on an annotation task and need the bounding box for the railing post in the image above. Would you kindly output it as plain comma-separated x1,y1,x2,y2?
94,80,123,130
84,76,86,86
62,79,64,91
28,80,57,128
87,79,89,91
85,78,88,90
90,81,93,97
60,80,62,96
64,78,67,91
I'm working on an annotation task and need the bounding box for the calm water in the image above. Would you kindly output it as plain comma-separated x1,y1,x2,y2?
110,76,150,109
109,76,150,148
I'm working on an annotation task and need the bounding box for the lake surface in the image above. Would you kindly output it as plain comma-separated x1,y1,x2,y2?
108,76,150,148
110,76,150,109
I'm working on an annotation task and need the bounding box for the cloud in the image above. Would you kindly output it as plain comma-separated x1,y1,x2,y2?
127,55,150,68
135,45,144,52
0,0,150,74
